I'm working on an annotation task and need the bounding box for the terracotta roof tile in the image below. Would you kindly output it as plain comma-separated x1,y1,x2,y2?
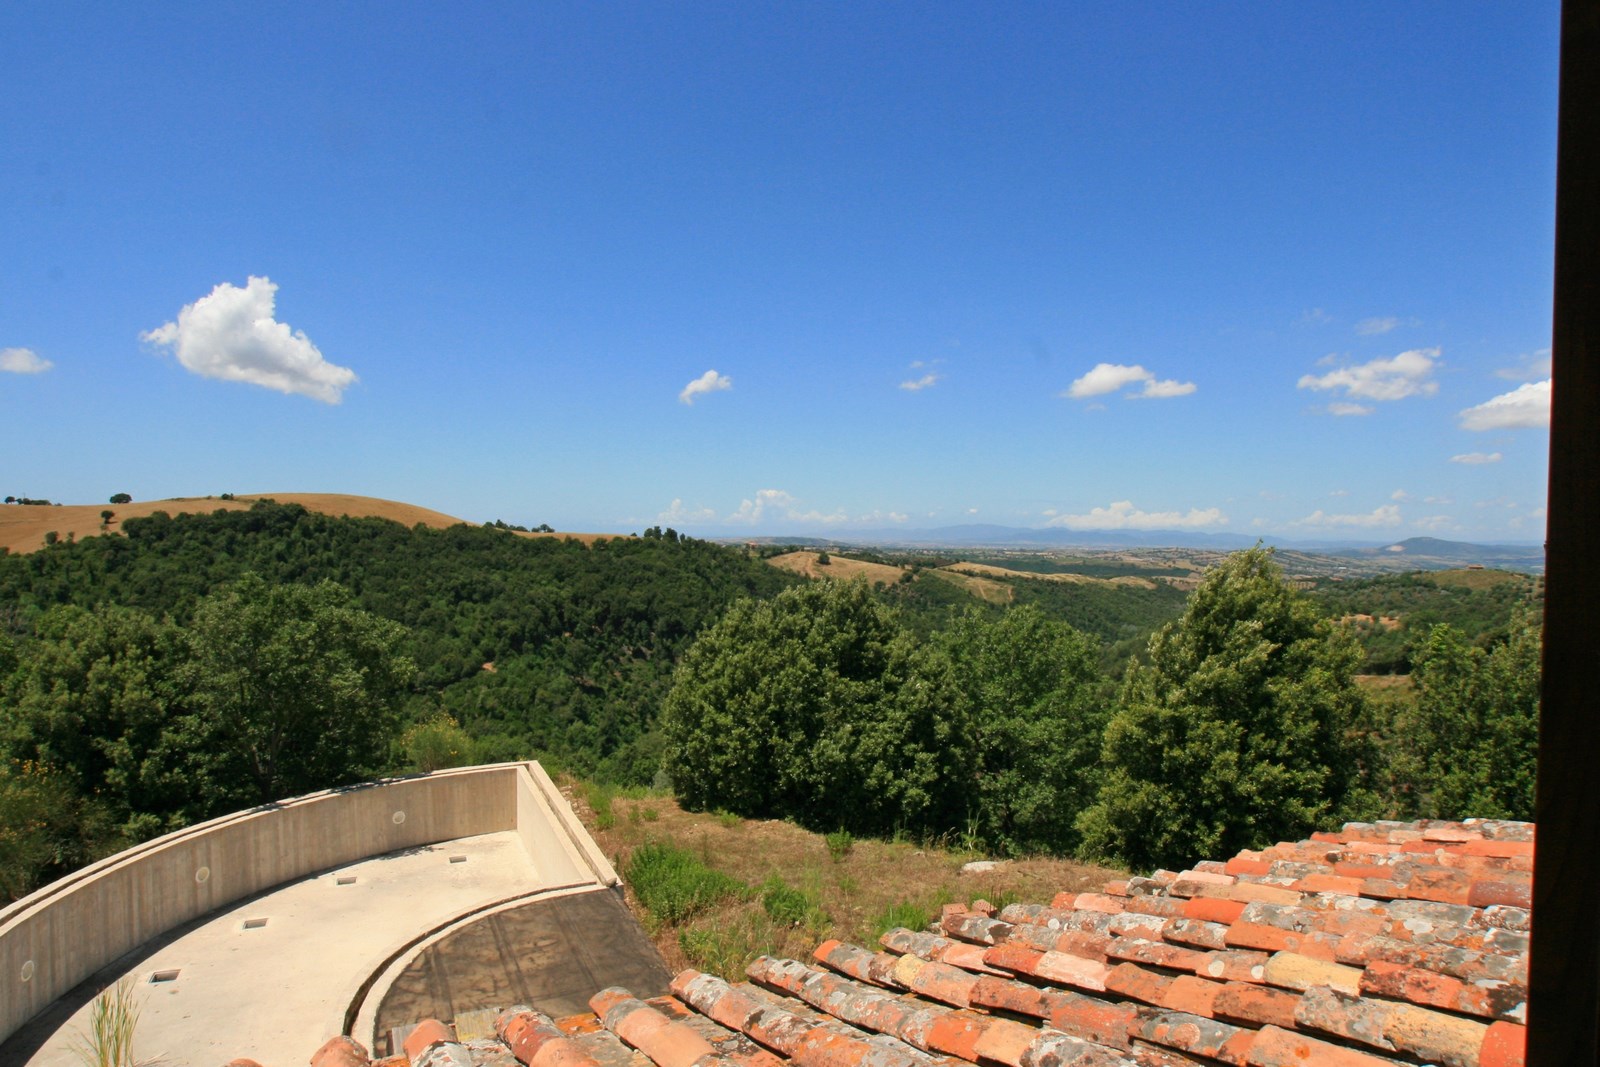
292,819,1535,1067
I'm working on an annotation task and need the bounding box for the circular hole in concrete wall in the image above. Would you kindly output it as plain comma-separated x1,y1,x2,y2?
195,866,211,884
20,960,34,983
392,810,406,825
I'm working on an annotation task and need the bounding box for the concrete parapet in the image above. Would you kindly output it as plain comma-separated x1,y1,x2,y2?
0,761,614,1048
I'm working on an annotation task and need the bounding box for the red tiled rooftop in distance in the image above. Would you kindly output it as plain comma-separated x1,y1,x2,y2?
307,819,1530,1067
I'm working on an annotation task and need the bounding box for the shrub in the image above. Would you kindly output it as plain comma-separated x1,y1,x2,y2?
871,900,935,939
624,841,746,924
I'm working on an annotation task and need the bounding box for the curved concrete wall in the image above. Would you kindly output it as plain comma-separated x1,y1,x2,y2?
0,761,615,1048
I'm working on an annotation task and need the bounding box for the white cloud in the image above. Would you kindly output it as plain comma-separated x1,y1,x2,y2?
1458,379,1551,431
0,347,52,374
1066,363,1150,398
1298,347,1440,402
141,276,355,403
1495,349,1552,381
1355,316,1400,336
899,373,940,391
1138,378,1197,398
1425,495,1453,504
1064,362,1195,400
679,369,732,405
1294,504,1404,528
1327,402,1374,417
724,489,845,526
1329,489,1350,497
658,498,716,523
856,510,908,524
1451,451,1503,465
1412,514,1456,531
1391,489,1409,501
1046,500,1228,530
1298,308,1332,326
728,488,796,524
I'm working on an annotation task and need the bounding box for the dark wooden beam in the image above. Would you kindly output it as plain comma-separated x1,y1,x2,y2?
1529,2,1600,1063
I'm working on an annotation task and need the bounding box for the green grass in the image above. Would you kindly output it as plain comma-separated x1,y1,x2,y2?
871,899,937,939
71,979,148,1067
625,841,748,924
825,829,854,862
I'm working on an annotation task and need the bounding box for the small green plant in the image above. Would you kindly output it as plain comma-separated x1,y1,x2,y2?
871,899,934,939
584,782,617,831
71,978,148,1067
760,876,811,925
825,829,854,862
625,841,747,924
678,912,783,980
716,810,740,829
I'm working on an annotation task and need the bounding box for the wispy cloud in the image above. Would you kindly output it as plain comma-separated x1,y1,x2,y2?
725,489,846,526
0,347,52,374
1327,402,1374,417
899,373,940,391
141,276,355,403
1298,308,1332,326
679,369,732,405
1451,452,1503,465
1294,504,1404,528
1298,347,1440,404
1045,500,1227,530
1494,349,1552,381
1355,316,1400,336
1064,362,1195,400
658,498,717,523
1458,380,1551,431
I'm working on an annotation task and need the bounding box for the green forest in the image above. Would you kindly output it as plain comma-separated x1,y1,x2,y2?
0,502,1541,901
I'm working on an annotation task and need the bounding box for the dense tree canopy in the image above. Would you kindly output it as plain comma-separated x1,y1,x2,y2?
937,606,1104,854
1395,614,1539,820
184,574,415,803
663,579,972,837
1077,547,1375,871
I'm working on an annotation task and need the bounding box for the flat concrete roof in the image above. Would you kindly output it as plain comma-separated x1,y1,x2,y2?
5,832,552,1067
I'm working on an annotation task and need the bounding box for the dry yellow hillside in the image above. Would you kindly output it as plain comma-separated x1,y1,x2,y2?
0,493,471,554
766,550,908,585
944,561,1157,590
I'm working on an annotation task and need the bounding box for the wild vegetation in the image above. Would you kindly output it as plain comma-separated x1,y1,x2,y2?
0,500,1542,900
576,787,1118,980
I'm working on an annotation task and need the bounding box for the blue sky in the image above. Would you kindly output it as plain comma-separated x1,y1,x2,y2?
1,4,1558,541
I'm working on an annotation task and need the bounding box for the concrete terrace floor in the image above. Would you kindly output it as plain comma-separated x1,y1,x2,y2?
3,830,642,1067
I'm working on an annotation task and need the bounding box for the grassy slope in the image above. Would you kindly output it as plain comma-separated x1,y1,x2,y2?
571,784,1123,979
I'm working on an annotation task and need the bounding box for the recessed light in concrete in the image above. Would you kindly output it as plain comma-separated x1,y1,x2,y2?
150,969,180,983
243,917,269,929
336,875,357,886
392,810,406,825
449,855,467,864
195,866,211,884
19,960,34,982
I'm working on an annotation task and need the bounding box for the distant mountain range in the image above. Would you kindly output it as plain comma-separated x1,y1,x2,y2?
730,527,1545,573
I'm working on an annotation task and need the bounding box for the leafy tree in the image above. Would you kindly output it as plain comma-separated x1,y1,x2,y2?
1395,615,1539,820
109,493,132,505
938,606,1104,854
1078,547,1373,871
662,579,971,836
0,759,96,903
0,605,201,837
184,574,415,803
